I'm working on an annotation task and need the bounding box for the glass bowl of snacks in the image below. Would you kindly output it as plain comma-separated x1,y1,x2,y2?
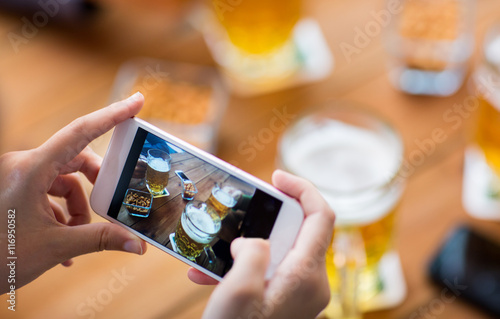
175,170,198,200
123,189,153,218
109,58,228,153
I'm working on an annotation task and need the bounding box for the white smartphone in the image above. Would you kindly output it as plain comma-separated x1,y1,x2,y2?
90,117,304,281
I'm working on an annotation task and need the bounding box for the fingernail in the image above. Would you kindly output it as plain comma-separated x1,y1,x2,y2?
123,239,143,255
128,91,143,101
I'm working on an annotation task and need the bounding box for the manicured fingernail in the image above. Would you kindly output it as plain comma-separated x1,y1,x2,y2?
128,91,143,101
124,239,143,255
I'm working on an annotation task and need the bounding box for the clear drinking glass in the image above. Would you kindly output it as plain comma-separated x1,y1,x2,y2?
174,200,221,261
278,104,406,317
205,183,240,220
202,0,303,90
146,149,172,197
462,23,500,220
385,0,475,96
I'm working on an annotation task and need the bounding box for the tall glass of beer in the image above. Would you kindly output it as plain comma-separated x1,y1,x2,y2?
146,149,171,197
174,201,221,261
205,184,239,220
205,0,303,87
475,25,500,186
463,24,500,218
278,105,405,317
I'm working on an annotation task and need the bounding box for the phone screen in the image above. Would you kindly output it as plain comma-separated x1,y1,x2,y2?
107,128,283,277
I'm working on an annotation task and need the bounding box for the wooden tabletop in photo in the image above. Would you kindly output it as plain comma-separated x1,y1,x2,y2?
1,1,500,319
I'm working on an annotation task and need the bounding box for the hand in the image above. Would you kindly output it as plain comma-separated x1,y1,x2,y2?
0,92,148,294
190,170,335,319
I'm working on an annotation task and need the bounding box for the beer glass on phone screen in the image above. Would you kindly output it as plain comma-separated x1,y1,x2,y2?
278,106,405,318
208,0,302,84
174,201,221,262
206,183,240,220
146,149,172,197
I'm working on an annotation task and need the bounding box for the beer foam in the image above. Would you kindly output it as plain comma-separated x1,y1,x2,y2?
281,119,403,226
148,158,170,172
485,35,500,67
214,189,237,207
182,209,219,244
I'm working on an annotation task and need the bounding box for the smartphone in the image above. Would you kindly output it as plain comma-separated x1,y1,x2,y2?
90,118,304,281
428,225,500,317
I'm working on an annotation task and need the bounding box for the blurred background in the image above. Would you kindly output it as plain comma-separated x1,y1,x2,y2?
1,0,500,318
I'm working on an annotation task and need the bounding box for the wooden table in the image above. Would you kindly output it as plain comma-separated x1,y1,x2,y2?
117,149,256,277
1,1,500,318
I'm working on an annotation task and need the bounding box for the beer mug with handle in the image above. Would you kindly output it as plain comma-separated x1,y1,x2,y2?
278,104,406,318
174,201,221,262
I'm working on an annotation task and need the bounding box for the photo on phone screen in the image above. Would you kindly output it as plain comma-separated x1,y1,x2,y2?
106,128,283,277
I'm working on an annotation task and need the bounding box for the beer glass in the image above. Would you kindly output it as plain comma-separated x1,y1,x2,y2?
278,105,405,317
385,0,475,96
146,149,171,197
206,0,302,87
205,183,239,220
174,201,221,261
474,25,500,186
463,23,500,219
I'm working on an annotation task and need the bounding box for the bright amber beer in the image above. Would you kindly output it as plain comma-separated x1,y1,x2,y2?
279,106,405,315
475,96,500,177
146,149,171,196
175,201,221,261
206,184,238,220
472,26,500,192
213,0,302,54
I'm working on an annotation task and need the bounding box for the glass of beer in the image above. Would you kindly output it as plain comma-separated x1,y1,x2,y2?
475,25,500,185
463,24,500,219
204,0,303,88
146,149,171,197
278,104,405,317
205,184,239,220
174,200,221,261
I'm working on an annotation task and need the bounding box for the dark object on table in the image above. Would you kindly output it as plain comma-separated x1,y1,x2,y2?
0,0,99,24
428,225,500,317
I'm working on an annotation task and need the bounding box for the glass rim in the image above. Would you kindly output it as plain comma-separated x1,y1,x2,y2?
147,148,172,160
184,200,221,236
277,101,405,197
482,23,500,73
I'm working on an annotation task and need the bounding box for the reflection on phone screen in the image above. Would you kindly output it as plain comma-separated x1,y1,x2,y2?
107,128,282,277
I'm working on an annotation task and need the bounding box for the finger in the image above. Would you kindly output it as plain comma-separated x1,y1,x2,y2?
78,146,102,184
272,170,335,257
201,238,270,318
187,268,219,285
48,173,91,226
272,170,332,218
59,146,103,184
52,222,147,261
49,197,67,224
221,238,270,291
38,92,144,173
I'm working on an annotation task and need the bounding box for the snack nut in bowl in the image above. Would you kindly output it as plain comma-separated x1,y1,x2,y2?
123,189,153,218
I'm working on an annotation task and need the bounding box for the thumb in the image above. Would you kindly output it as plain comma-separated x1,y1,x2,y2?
222,237,270,290
202,238,270,319
53,223,146,261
